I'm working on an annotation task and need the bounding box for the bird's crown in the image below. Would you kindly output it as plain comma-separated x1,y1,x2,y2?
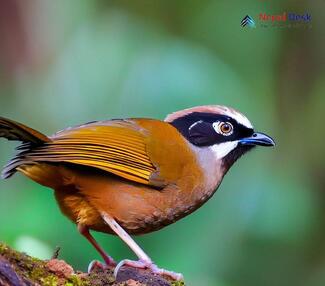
165,105,253,129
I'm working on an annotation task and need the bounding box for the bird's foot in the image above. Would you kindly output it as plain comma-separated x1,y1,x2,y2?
114,259,183,281
87,260,106,273
87,257,117,273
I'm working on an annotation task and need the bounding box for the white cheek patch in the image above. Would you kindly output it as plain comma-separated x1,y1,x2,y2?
209,141,239,160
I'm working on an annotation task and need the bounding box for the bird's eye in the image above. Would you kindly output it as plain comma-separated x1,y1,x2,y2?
220,122,233,134
213,121,233,136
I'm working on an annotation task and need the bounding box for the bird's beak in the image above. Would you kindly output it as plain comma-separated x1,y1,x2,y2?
239,132,275,147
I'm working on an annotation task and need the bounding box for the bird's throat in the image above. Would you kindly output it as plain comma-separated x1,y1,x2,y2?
222,145,255,173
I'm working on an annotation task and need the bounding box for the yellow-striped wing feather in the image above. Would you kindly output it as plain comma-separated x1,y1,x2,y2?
25,120,156,185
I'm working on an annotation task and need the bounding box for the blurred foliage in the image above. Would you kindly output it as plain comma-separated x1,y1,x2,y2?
0,1,324,286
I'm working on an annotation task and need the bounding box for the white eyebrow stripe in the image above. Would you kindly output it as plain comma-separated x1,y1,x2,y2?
223,108,253,129
233,113,253,129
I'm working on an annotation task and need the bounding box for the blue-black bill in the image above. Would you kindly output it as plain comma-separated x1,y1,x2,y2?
239,132,275,147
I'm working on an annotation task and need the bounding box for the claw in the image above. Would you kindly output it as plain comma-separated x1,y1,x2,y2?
114,259,183,281
88,260,106,273
150,264,184,281
87,258,116,273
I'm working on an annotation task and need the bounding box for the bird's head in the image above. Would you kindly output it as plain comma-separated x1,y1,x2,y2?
165,105,275,171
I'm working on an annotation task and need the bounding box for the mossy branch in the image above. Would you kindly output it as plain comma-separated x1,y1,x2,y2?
0,242,184,286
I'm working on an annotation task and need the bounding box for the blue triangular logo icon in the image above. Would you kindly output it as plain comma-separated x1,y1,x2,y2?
241,15,256,28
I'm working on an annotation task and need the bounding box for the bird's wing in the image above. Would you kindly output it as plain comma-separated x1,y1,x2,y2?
22,120,158,186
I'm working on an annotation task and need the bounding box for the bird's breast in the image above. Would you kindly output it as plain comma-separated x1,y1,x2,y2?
53,151,223,235
39,119,225,235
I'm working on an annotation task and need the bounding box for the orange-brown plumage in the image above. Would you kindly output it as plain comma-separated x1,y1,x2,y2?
0,106,274,280
16,118,207,235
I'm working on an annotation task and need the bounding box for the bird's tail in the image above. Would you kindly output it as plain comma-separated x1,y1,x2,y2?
0,117,49,144
0,117,50,178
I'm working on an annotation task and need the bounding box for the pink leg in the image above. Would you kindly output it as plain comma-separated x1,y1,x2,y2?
100,212,183,281
78,224,116,267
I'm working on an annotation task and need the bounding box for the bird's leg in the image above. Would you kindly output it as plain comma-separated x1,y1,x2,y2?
100,212,183,281
78,224,116,271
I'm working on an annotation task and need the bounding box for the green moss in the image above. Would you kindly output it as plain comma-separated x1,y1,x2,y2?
0,243,7,253
29,264,59,285
171,281,185,286
0,243,58,285
66,274,89,286
40,275,58,286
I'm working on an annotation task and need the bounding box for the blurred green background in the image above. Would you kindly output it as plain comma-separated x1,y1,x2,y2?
0,1,324,285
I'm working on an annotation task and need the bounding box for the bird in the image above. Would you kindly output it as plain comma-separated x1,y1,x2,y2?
0,105,275,280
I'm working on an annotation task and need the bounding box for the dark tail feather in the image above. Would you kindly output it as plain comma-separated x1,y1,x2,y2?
0,117,50,178
0,117,50,144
